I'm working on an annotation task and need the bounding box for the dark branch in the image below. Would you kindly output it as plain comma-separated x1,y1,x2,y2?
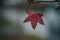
34,1,60,3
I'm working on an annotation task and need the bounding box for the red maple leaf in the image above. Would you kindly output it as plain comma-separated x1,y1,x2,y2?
24,9,44,29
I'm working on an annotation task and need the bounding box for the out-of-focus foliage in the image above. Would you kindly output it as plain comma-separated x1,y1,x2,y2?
0,17,11,25
0,0,60,40
1,35,42,40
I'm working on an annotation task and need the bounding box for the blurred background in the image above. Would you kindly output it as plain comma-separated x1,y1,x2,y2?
0,0,60,40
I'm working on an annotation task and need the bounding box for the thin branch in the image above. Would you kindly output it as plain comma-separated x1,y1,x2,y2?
34,1,60,3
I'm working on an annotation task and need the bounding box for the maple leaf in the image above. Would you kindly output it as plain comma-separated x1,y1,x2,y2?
24,9,44,29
